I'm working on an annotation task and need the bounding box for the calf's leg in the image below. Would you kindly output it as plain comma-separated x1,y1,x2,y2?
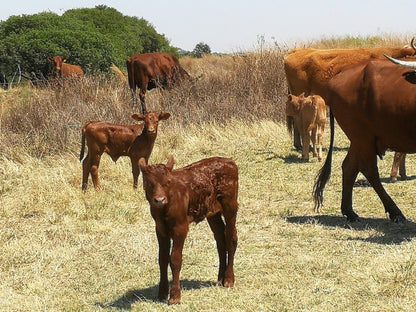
207,213,227,285
156,228,170,302
221,199,238,288
168,224,188,305
81,154,91,190
301,129,311,162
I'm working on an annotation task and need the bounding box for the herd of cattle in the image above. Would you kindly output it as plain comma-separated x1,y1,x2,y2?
47,42,416,304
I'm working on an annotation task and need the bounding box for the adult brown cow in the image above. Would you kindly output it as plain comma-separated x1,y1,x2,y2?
126,53,191,114
48,56,84,78
286,93,326,162
284,41,416,150
139,156,239,305
313,58,416,222
79,112,170,190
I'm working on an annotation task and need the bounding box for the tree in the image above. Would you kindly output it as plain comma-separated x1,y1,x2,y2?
0,6,178,79
192,42,211,58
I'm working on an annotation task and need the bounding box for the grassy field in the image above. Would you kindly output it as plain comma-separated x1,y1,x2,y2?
2,37,416,311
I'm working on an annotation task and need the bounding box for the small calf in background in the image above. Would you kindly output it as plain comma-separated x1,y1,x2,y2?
48,56,84,78
139,156,239,305
286,93,326,162
390,152,407,182
79,112,170,190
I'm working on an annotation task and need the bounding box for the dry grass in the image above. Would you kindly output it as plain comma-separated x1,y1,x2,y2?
2,38,416,311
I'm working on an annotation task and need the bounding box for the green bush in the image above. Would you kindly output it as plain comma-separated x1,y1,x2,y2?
0,5,176,79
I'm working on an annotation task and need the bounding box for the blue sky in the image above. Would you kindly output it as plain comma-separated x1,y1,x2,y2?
1,0,415,53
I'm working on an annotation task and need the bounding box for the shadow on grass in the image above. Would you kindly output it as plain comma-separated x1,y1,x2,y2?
286,214,416,245
96,279,215,310
352,174,416,188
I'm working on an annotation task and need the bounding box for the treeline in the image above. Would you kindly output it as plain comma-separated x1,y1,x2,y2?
0,5,177,81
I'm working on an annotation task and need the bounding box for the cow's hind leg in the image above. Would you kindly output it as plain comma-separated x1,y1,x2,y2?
207,213,227,286
341,147,360,221
360,151,405,222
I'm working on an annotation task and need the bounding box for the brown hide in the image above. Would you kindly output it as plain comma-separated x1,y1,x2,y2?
139,156,239,305
284,45,416,152
286,93,326,162
48,56,84,78
79,112,170,190
126,53,191,114
314,59,416,222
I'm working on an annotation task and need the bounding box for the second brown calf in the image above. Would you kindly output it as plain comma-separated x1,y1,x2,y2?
139,156,239,305
286,93,326,162
79,112,170,190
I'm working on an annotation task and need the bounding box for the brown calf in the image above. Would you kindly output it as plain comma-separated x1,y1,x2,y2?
390,152,407,182
139,156,239,304
48,56,84,78
286,93,326,161
79,112,170,190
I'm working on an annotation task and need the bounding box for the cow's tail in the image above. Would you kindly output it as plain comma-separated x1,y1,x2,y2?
313,108,335,213
126,58,136,106
79,125,87,162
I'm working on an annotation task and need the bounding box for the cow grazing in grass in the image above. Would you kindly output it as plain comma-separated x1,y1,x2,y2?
286,93,326,162
284,40,416,150
79,112,170,190
314,57,416,222
126,52,191,114
48,56,84,78
139,156,239,304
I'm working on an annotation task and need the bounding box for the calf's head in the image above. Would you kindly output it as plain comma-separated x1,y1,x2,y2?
48,56,66,76
139,156,175,207
132,112,170,134
286,93,311,116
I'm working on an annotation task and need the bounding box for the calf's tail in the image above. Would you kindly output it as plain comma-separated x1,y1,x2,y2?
79,126,86,162
313,109,335,212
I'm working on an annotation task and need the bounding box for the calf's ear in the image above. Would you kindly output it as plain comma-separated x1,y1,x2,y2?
48,57,53,62
159,112,171,121
166,155,175,171
132,113,145,121
139,158,147,171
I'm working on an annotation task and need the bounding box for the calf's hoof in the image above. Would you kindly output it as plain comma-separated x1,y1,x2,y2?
168,296,181,305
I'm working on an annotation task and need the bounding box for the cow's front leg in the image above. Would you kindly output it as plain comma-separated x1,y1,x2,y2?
168,223,188,305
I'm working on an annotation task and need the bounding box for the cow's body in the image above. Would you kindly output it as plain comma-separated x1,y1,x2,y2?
126,53,190,114
284,45,416,150
314,59,416,222
48,56,84,78
139,156,239,304
286,93,326,162
79,112,170,190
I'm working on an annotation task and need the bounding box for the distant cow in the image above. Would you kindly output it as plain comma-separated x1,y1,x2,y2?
284,40,416,150
126,52,191,114
286,93,326,162
79,112,170,190
48,56,84,78
314,58,416,222
139,156,239,304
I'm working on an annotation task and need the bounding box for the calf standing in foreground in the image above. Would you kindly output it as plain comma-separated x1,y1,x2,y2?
139,156,239,305
79,112,170,190
286,93,326,161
